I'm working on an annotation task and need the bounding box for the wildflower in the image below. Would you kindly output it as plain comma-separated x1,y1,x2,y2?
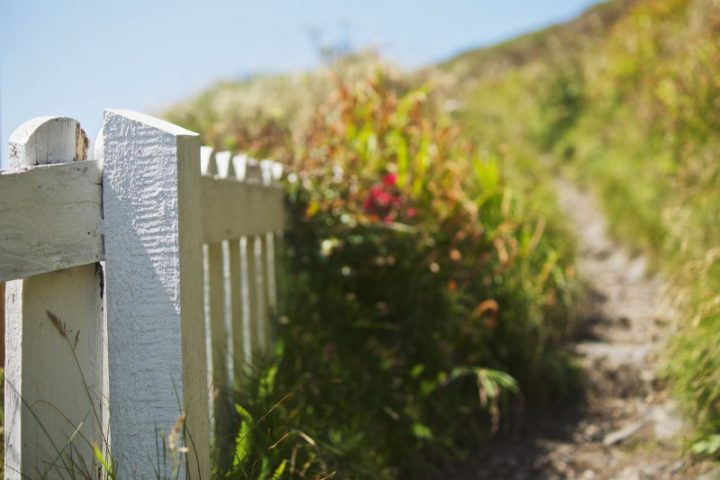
383,172,397,186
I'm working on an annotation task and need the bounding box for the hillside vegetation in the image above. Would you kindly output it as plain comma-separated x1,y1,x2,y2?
164,0,720,475
433,0,720,457
173,62,583,478
169,59,581,480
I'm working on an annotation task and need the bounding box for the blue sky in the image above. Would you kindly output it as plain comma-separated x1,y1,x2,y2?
0,0,601,166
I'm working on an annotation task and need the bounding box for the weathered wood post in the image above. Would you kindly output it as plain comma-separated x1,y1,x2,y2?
4,117,104,479
100,110,209,478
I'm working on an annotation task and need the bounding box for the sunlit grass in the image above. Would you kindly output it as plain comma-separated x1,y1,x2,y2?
440,0,720,457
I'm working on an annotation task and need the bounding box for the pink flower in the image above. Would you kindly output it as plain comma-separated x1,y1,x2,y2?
363,196,373,212
362,173,404,220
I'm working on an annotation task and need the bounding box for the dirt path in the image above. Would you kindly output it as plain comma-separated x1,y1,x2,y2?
445,181,718,480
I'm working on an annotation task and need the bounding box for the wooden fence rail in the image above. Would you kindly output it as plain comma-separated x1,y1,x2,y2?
0,111,285,479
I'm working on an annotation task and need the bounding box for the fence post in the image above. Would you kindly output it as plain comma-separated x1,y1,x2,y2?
4,117,104,479
100,110,209,479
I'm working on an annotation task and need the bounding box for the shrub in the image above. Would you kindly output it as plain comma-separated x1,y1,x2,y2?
217,66,579,478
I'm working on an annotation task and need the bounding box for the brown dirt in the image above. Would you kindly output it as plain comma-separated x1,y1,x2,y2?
442,181,719,480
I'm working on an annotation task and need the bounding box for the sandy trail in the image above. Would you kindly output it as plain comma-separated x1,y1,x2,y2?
446,180,718,480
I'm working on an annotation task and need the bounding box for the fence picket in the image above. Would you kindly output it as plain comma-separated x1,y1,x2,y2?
262,233,276,345
4,117,104,479
200,146,232,459
0,282,4,371
200,146,217,176
207,243,232,450
245,236,263,356
261,161,283,346
215,151,234,178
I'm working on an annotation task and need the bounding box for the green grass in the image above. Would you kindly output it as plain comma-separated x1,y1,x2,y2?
432,0,720,456
11,0,720,476
167,56,581,477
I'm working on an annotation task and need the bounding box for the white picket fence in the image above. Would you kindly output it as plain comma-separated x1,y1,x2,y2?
0,111,286,479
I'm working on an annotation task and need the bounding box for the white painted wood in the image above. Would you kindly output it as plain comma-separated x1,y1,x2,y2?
260,160,275,186
266,233,279,315
0,124,102,281
201,147,226,451
261,234,274,347
272,232,286,336
245,157,263,184
226,240,244,378
259,160,279,348
1,113,287,478
206,241,233,455
213,161,245,380
94,133,112,478
268,160,284,184
215,151,234,178
245,236,262,356
200,146,218,176
0,282,4,365
202,245,215,452
6,267,105,479
4,117,104,479
9,117,89,167
100,110,209,479
232,154,247,181
200,177,284,243
201,146,216,433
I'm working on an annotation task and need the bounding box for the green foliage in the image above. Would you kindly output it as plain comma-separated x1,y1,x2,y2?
555,0,720,454
200,65,579,478
537,56,585,151
439,0,720,458
230,404,254,471
692,435,720,456
92,444,115,479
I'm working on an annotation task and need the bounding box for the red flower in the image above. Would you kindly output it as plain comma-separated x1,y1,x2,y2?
363,196,373,212
374,189,394,207
363,173,404,221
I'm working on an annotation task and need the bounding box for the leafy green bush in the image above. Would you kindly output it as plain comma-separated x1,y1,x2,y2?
208,66,578,478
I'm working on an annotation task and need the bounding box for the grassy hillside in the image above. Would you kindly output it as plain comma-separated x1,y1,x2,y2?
164,0,720,474
433,0,720,456
167,47,582,480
